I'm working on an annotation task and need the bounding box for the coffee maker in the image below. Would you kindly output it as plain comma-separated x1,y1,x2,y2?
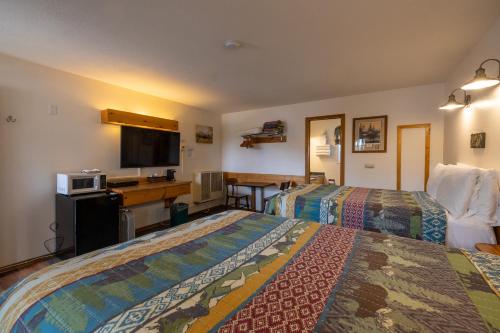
166,169,176,181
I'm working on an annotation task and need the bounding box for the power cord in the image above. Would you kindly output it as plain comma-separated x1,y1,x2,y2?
43,222,64,254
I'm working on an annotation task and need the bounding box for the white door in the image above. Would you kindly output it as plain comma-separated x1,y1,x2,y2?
400,127,426,191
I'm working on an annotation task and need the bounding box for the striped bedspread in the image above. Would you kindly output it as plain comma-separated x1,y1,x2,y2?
0,210,498,333
265,184,448,244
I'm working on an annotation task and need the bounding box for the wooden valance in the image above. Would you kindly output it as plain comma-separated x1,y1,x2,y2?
101,109,178,131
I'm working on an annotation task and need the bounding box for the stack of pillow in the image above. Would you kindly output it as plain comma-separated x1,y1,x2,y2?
427,163,499,224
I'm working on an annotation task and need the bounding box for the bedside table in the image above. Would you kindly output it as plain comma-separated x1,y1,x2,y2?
475,243,500,256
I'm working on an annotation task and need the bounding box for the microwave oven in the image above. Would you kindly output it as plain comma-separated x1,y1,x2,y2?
57,173,107,195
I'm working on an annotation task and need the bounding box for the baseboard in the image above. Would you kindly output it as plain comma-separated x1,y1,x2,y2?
0,205,227,275
0,249,72,276
135,205,226,236
135,221,170,236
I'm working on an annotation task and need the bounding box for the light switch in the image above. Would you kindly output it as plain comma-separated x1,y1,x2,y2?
49,105,58,116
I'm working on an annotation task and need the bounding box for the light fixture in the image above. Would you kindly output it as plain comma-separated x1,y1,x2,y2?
223,40,242,50
461,58,500,90
439,89,471,111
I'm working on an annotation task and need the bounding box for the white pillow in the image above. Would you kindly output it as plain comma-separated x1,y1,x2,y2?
495,195,500,226
436,165,479,218
497,200,500,221
426,163,447,199
457,163,499,223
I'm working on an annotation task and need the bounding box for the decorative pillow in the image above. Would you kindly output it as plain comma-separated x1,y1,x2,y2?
436,165,479,218
426,163,447,199
457,163,499,223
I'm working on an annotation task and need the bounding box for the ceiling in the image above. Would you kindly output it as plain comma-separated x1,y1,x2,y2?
0,1,499,113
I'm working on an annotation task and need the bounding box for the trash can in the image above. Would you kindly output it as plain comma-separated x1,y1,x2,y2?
170,203,189,227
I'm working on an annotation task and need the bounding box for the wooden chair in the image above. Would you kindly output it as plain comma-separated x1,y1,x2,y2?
279,181,291,191
225,178,250,210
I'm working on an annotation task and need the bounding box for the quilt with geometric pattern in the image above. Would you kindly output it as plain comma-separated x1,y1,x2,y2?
0,210,497,332
265,184,448,244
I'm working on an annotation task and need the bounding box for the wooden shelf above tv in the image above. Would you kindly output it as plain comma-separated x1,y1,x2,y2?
101,109,178,131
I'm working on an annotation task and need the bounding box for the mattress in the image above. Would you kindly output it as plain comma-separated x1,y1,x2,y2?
0,210,498,332
266,184,448,244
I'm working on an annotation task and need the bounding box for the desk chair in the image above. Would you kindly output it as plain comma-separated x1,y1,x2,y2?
225,178,250,210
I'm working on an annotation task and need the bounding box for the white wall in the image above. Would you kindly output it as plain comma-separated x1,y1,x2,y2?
309,118,341,183
444,17,500,169
0,53,222,267
223,83,445,190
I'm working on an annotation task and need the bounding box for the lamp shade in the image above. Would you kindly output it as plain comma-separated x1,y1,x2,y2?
461,66,500,90
439,94,464,110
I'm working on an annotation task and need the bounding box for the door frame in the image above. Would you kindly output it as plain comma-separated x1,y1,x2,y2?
305,114,346,185
397,123,431,191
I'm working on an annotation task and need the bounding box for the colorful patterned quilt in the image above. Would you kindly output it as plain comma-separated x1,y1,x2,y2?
265,184,448,244
1,211,498,333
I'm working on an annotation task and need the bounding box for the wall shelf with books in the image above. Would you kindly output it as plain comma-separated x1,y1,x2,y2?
239,120,286,148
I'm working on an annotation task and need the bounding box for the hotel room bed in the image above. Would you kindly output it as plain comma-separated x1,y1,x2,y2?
265,184,449,244
0,210,498,333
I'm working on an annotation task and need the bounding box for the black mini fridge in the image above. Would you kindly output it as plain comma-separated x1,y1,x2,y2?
56,192,120,257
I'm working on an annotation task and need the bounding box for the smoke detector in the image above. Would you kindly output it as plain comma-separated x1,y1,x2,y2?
224,40,242,50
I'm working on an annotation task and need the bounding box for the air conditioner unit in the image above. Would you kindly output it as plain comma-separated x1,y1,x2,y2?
315,144,332,156
193,171,224,203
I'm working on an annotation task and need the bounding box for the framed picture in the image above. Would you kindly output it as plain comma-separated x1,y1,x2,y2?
470,132,486,148
196,125,213,144
352,115,387,153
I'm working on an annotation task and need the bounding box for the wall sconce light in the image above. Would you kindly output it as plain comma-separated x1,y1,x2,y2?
461,58,500,90
439,89,471,111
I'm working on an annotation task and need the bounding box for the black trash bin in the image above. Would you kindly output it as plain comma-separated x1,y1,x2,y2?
170,203,189,227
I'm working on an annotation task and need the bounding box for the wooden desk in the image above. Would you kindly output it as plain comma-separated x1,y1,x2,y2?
110,181,191,207
235,182,275,212
475,243,500,256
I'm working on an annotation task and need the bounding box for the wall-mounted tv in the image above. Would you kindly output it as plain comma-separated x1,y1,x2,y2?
121,126,180,168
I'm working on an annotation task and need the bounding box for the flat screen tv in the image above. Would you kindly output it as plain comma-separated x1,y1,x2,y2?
121,126,180,168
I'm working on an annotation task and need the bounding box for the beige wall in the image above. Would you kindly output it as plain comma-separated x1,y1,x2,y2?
222,83,445,190
444,17,500,169
309,118,341,183
0,53,222,267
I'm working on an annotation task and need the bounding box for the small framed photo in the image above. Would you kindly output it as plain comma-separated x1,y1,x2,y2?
196,125,214,144
470,132,486,148
352,115,387,153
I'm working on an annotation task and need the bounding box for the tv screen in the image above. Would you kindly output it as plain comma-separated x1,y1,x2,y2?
121,126,180,168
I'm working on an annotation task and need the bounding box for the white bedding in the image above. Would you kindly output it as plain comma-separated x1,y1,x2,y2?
446,212,496,250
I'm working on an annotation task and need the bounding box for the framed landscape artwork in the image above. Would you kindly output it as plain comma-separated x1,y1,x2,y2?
352,115,387,153
196,125,214,144
470,132,486,148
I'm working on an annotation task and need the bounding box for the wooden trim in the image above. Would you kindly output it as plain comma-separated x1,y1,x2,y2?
305,114,345,185
0,249,71,276
101,109,179,131
223,172,305,187
352,115,388,153
396,123,431,191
